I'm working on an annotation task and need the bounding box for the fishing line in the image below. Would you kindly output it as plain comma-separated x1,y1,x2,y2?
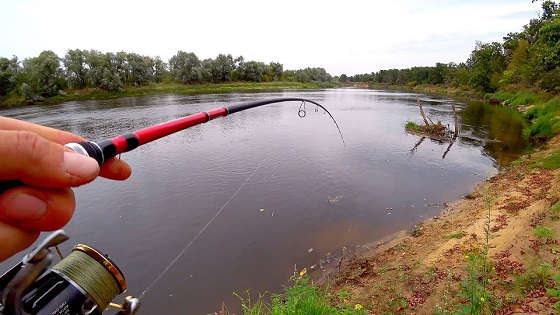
138,159,267,300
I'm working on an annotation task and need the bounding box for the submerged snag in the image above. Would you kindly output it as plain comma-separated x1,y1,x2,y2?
406,98,460,159
405,98,458,142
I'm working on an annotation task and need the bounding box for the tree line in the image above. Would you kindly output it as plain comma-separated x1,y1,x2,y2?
340,0,560,93
0,50,332,102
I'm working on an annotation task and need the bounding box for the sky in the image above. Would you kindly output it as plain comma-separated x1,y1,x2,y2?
0,0,543,75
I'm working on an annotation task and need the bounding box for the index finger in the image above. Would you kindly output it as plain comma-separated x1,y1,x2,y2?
0,117,131,181
0,116,83,144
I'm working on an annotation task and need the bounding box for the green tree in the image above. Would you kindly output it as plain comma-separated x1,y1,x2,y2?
236,61,267,82
169,51,202,83
467,42,506,92
153,56,168,82
268,62,283,81
502,40,531,84
63,49,88,89
208,54,236,83
0,56,19,96
20,50,66,99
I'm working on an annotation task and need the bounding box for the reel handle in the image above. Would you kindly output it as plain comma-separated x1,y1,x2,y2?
0,142,104,194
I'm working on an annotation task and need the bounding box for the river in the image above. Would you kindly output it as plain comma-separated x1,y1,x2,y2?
0,88,525,314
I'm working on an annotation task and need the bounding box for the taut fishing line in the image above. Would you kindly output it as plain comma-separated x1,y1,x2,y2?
138,159,267,300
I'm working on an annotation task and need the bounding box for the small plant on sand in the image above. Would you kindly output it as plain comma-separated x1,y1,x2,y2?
534,225,555,242
336,290,350,300
546,273,560,311
434,271,454,315
445,231,466,239
513,262,554,294
454,189,496,314
234,290,269,315
456,252,492,314
550,202,560,220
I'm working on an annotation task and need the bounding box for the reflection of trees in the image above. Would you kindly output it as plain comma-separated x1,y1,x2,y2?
459,101,527,166
408,101,526,164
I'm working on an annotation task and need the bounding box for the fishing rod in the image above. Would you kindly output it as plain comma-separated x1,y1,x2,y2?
65,97,344,167
0,97,343,315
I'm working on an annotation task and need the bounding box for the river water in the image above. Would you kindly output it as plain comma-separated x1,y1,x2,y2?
0,88,525,314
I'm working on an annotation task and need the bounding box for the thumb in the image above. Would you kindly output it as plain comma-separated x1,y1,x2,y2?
0,130,100,188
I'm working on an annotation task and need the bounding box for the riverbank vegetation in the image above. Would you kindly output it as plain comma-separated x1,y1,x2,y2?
344,1,559,95
226,2,560,314
0,50,335,107
347,1,560,146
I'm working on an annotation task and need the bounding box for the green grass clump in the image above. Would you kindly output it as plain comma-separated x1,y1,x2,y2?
269,276,364,315
405,121,424,132
551,203,560,220
456,252,492,314
531,150,560,169
524,97,560,140
546,273,560,311
237,275,366,315
541,151,560,169
485,91,538,106
445,231,465,239
534,225,555,241
514,262,551,293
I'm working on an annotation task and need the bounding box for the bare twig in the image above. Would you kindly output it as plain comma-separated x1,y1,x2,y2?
417,97,431,127
451,104,459,138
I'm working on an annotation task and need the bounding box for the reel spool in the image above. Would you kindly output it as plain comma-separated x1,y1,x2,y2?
0,231,139,315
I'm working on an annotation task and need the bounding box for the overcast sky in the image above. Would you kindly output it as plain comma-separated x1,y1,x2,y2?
0,0,542,75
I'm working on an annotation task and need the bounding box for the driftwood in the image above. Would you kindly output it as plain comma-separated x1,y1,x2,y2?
407,99,460,159
417,97,430,126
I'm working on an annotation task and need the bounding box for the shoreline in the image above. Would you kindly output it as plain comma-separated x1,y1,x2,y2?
0,81,339,108
316,86,560,313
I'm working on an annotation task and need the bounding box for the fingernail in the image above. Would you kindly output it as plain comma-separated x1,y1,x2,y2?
2,193,47,221
63,151,99,179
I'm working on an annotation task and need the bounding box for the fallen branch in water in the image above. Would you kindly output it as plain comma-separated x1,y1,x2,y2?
405,98,458,142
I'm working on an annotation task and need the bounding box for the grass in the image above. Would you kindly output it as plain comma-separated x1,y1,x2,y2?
531,149,560,169
405,121,424,132
451,189,496,314
445,231,466,239
533,225,555,241
523,96,560,140
551,203,560,220
236,273,366,315
0,81,339,108
484,90,539,106
513,262,554,294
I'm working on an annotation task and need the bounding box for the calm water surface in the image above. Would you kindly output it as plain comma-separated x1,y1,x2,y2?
0,89,523,314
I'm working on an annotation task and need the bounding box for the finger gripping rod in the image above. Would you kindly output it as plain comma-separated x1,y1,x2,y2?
66,97,343,165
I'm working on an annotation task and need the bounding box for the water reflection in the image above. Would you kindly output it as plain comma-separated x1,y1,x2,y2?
460,101,528,166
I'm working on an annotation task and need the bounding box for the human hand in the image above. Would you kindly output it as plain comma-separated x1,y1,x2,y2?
0,117,131,261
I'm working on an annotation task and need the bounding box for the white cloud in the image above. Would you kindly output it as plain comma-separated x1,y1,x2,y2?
0,0,542,75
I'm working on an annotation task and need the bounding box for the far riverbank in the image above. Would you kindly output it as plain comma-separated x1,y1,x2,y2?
0,81,339,108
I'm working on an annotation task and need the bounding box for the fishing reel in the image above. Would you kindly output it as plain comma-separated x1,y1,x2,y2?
0,230,139,315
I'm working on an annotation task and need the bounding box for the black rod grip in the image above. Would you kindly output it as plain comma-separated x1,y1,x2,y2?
0,141,103,194
0,180,24,194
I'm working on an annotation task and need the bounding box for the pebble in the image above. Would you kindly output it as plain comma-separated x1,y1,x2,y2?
433,216,440,220
308,248,314,253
